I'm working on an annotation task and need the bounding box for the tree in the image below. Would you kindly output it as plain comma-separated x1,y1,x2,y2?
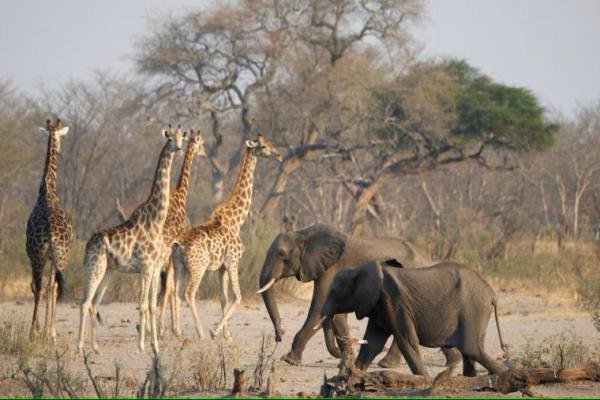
346,59,558,234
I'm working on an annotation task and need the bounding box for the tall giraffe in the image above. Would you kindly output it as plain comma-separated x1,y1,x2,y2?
26,118,74,340
157,131,206,337
172,134,282,339
77,125,186,355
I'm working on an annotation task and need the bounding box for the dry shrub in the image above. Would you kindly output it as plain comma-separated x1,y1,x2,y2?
0,319,36,360
251,334,277,391
191,340,239,392
19,350,85,398
520,333,597,369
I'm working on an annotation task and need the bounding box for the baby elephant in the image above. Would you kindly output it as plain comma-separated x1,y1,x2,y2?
320,259,508,377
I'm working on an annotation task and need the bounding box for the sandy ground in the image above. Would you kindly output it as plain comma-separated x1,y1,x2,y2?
0,289,599,397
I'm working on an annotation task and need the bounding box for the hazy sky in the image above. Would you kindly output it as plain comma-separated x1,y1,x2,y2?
0,0,599,117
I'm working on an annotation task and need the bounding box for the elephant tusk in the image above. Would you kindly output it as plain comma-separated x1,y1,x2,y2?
357,339,368,345
313,316,327,330
256,278,276,293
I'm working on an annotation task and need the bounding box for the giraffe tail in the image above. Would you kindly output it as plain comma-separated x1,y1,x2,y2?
157,270,167,304
55,270,65,301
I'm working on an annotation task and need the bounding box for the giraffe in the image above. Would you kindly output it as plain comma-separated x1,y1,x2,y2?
172,134,282,339
26,118,74,340
77,125,187,355
157,131,206,337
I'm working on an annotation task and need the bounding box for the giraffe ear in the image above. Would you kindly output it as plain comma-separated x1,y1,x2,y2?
38,127,49,135
245,139,259,148
163,130,170,139
56,126,69,136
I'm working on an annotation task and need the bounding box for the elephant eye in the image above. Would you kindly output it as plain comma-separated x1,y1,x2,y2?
277,250,287,259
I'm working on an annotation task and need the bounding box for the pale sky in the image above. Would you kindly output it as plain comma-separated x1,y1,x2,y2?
0,0,599,117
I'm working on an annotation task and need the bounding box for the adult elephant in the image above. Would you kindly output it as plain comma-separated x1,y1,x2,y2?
257,224,430,366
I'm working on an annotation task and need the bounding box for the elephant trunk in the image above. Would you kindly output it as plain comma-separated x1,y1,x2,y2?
259,272,284,342
323,317,344,359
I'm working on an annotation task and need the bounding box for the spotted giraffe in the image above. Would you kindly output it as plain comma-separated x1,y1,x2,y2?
156,131,206,337
172,134,282,339
77,125,186,355
26,118,74,340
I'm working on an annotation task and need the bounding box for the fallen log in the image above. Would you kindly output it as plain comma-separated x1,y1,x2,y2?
321,362,600,397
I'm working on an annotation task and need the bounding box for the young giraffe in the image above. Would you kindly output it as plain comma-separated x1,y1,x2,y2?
26,118,73,340
172,134,282,339
157,131,206,337
77,125,186,355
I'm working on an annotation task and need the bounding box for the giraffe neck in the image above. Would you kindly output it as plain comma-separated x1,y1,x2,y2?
37,133,59,204
174,143,195,194
144,144,175,225
211,148,257,230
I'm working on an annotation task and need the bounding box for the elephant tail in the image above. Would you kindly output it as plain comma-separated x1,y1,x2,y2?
492,298,509,356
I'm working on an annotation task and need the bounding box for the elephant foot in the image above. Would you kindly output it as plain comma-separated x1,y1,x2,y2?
281,351,301,366
377,354,402,369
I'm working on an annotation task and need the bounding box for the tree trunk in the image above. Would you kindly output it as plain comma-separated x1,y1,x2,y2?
349,174,388,235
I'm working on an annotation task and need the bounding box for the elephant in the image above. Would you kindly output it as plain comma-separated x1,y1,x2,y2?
257,223,431,366
320,259,509,377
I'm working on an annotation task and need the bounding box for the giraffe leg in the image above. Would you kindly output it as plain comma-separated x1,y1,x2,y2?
43,268,56,341
78,247,107,355
138,269,152,353
149,266,161,354
29,264,44,338
167,262,178,336
89,272,111,354
210,262,241,339
49,272,59,341
172,252,186,338
158,261,174,337
219,267,232,340
184,265,207,340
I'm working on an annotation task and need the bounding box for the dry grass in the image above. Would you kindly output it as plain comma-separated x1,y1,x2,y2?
519,333,600,369
191,340,239,393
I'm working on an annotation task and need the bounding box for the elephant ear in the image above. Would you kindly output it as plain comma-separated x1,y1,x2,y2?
354,261,384,320
297,224,346,282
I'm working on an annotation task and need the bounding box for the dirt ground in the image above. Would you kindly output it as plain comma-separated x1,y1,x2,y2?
1,288,599,397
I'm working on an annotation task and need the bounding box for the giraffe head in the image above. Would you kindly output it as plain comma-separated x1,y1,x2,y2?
39,118,69,153
163,124,187,153
245,134,283,162
186,129,207,158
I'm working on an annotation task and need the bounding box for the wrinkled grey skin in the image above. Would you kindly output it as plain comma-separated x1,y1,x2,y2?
321,260,508,377
258,224,430,366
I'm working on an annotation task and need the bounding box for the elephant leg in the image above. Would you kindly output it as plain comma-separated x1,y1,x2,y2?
396,337,428,376
462,319,507,375
377,339,404,368
331,314,349,355
355,319,390,371
462,355,477,377
442,346,463,367
284,272,335,365
467,349,507,375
